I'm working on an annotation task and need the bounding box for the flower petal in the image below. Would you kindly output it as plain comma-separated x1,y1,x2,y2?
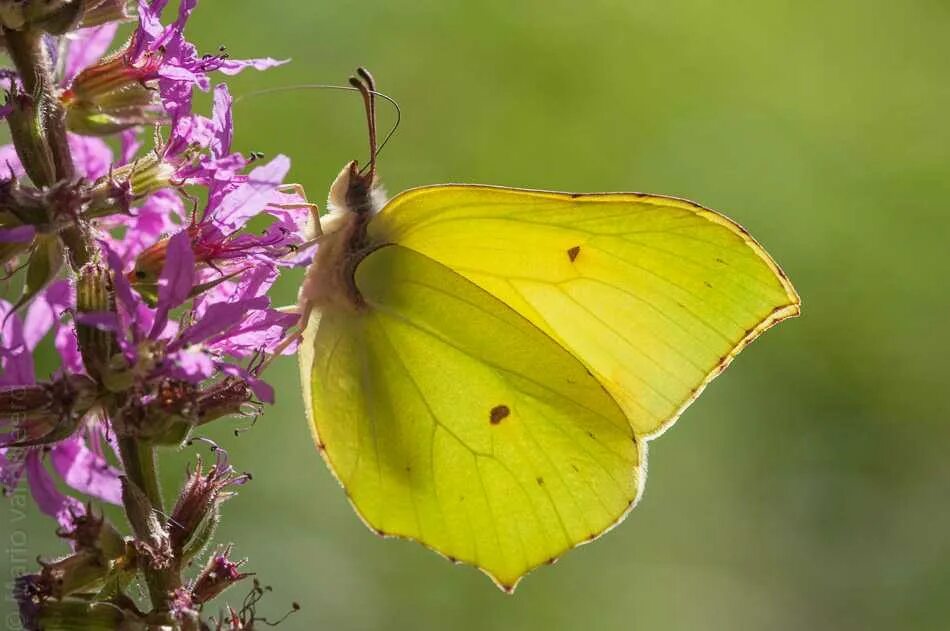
0,142,25,178
26,450,85,529
211,83,232,157
67,134,113,179
0,225,36,243
105,189,184,264
54,324,85,374
167,346,216,382
175,296,269,348
50,436,123,505
22,280,72,350
0,300,34,386
208,155,290,230
217,57,289,75
101,241,139,316
63,23,119,84
119,128,141,165
208,307,298,356
0,448,27,494
150,230,195,338
218,363,274,404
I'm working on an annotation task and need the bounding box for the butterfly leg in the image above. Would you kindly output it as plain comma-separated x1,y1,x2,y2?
257,298,316,370
273,183,323,237
256,183,323,369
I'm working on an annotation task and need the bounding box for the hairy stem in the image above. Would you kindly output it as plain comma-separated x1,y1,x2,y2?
2,26,74,182
2,24,90,265
118,437,182,612
118,437,165,517
3,26,55,187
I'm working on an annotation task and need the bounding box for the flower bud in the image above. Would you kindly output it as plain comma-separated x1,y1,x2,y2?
195,380,256,426
37,550,110,600
169,447,250,556
58,506,126,561
0,375,97,447
76,262,120,381
63,81,161,136
190,546,251,605
139,379,199,445
169,587,200,628
0,174,53,228
61,47,163,135
86,152,177,220
0,384,62,444
15,574,144,631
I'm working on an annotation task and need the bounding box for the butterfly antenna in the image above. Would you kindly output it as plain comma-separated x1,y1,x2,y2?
349,67,378,178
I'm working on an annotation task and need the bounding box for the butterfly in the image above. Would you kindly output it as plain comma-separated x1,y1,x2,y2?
295,69,800,592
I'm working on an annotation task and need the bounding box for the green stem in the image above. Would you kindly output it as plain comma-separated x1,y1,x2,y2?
2,25,74,182
118,437,165,518
3,26,56,188
2,24,89,266
118,437,181,612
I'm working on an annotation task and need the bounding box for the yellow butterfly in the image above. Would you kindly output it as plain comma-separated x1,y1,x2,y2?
296,69,800,592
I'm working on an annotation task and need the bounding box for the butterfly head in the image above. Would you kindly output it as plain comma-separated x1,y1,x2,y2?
302,69,387,310
327,158,386,218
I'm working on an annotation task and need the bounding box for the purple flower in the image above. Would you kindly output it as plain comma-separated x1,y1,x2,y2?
104,188,186,265
187,155,311,267
0,134,113,182
58,0,285,134
103,233,292,403
178,85,313,271
124,0,286,119
194,266,298,359
62,23,121,86
161,83,248,186
0,141,25,178
0,225,36,243
95,85,244,265
125,84,311,314
0,70,21,120
0,291,122,530
0,0,313,616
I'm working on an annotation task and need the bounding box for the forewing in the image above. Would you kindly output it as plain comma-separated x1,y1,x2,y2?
369,186,801,438
300,245,641,590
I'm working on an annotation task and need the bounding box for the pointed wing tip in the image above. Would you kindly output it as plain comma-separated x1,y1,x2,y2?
772,298,803,324
491,576,521,595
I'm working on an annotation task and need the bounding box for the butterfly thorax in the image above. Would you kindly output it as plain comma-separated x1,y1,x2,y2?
299,161,387,312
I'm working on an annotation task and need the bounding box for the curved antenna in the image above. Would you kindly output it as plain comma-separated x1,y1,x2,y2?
234,82,402,167
348,68,377,177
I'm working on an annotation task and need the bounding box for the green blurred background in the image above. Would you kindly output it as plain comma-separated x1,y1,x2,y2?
5,1,950,629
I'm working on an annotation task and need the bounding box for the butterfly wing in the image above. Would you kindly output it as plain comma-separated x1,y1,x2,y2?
300,244,641,591
369,186,801,438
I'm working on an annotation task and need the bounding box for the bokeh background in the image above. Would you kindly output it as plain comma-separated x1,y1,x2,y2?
4,1,950,629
